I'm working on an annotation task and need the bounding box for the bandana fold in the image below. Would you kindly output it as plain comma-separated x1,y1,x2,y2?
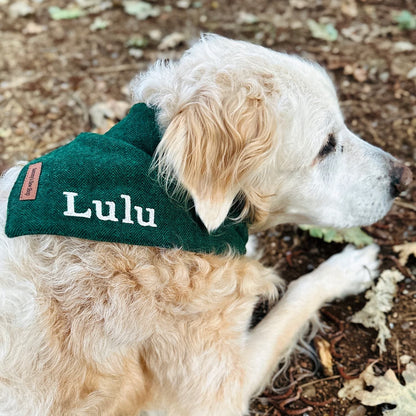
6,104,248,255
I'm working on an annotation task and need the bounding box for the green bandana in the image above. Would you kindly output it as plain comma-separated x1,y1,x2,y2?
5,103,248,255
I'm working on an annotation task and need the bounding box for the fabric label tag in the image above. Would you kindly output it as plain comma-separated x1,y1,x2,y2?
20,162,42,201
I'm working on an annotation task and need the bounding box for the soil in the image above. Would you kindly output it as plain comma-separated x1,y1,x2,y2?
1,0,415,415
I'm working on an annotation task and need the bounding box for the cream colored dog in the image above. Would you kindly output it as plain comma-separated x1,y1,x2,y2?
0,35,411,416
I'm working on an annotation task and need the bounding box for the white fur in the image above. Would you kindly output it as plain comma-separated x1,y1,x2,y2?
132,34,396,231
0,35,405,415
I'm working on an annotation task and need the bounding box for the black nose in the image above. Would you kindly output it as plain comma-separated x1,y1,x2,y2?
390,162,413,198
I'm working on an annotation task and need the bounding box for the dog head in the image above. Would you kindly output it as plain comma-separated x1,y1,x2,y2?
132,34,412,232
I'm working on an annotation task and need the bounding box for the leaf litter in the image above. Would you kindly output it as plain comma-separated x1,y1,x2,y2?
1,0,416,414
350,269,405,353
339,361,416,415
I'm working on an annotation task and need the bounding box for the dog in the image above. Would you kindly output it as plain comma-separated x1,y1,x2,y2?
0,34,412,416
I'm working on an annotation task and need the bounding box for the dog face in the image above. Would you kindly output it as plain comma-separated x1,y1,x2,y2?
132,34,412,232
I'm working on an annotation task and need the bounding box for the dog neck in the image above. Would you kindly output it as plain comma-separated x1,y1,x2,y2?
5,104,249,256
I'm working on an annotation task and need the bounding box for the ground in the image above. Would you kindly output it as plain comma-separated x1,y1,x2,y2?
1,0,415,415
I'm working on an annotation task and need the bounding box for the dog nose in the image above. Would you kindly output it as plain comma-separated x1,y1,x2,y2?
390,162,413,197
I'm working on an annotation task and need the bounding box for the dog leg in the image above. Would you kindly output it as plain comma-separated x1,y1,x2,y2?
242,244,380,398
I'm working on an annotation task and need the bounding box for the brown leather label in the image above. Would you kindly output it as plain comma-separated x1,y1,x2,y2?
20,162,42,201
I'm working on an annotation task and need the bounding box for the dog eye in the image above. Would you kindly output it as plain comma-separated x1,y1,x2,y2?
319,133,337,158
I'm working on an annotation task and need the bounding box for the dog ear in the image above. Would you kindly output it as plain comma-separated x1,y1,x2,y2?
155,92,276,232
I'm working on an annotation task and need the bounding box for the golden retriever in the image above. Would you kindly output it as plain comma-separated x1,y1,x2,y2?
0,35,412,415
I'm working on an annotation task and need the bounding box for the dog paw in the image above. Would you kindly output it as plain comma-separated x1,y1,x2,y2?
315,244,380,301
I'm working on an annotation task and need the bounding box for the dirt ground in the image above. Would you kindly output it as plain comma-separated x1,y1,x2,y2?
1,0,416,415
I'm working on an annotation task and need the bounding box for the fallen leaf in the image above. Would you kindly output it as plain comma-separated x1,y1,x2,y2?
129,48,144,59
9,1,34,18
76,0,112,13
176,0,191,9
393,242,416,265
395,10,416,30
122,1,160,20
89,100,130,132
75,0,102,8
299,226,373,247
401,355,413,365
289,0,308,9
237,11,259,25
22,22,46,35
353,67,367,82
158,32,186,50
344,63,368,82
89,17,110,31
350,269,404,353
393,41,415,52
339,362,416,415
148,29,162,41
126,35,148,48
48,6,85,20
314,336,333,376
0,128,12,139
341,24,370,43
341,0,358,17
307,19,338,42
407,67,416,80
345,404,366,416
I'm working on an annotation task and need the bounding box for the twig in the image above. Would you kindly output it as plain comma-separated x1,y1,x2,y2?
321,309,345,331
337,365,360,380
394,199,416,212
0,74,43,91
387,255,414,280
330,333,344,359
299,375,341,389
277,388,313,415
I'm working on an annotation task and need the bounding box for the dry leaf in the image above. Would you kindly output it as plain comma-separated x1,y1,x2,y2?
122,1,160,20
393,242,416,266
314,336,333,376
158,32,186,50
341,24,370,43
350,269,404,353
89,17,110,31
89,100,130,131
48,6,85,20
339,362,416,415
307,19,338,42
22,22,46,35
341,0,358,17
289,0,308,9
8,1,34,18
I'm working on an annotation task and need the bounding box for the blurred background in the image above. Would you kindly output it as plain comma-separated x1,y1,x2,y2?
1,1,416,415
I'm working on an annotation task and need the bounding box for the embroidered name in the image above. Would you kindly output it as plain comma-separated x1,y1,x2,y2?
63,192,157,227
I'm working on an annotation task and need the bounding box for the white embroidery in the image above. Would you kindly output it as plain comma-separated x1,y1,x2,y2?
63,192,157,227
135,206,157,228
63,192,92,218
92,200,118,222
120,194,134,224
